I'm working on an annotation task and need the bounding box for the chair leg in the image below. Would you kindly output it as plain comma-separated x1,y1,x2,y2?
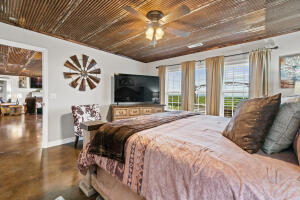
74,136,79,148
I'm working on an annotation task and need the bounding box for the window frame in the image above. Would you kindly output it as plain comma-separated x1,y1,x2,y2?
166,65,182,111
222,56,250,117
194,61,206,114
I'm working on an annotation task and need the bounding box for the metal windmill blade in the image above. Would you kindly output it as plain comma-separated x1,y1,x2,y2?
88,75,100,84
79,78,86,91
64,60,81,72
86,59,97,71
86,77,97,90
63,72,79,79
88,68,101,74
69,76,81,88
82,54,89,69
70,55,82,69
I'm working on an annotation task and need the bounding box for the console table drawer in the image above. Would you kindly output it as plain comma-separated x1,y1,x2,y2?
114,108,128,117
142,108,152,115
154,108,163,113
111,104,165,121
129,108,140,116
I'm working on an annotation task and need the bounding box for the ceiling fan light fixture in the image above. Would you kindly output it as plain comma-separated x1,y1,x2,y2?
155,28,164,40
145,27,164,41
146,27,154,40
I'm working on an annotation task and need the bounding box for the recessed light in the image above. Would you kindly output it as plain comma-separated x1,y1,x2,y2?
187,42,204,48
9,17,18,22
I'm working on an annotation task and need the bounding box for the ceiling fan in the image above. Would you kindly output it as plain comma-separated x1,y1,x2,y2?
122,5,191,46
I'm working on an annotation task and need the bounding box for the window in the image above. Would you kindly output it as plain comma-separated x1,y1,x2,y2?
223,57,249,117
194,62,206,114
166,66,182,111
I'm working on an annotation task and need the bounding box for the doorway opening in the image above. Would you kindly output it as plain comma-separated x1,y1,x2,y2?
0,39,48,149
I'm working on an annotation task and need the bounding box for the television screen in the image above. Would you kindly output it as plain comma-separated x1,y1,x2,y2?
30,77,42,88
114,74,159,103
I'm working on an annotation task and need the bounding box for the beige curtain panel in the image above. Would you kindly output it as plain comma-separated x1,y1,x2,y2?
206,56,224,116
158,65,166,104
181,61,195,111
249,49,270,98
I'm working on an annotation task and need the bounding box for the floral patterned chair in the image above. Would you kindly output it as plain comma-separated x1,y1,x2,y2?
71,104,101,148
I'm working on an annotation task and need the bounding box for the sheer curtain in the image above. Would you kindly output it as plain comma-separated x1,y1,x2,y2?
158,65,166,104
206,56,224,116
181,61,195,111
249,49,270,98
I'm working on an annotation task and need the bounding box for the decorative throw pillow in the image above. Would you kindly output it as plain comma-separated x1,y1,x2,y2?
262,101,300,154
293,130,300,165
223,93,281,154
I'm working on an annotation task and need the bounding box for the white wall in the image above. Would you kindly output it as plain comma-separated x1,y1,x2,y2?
146,31,300,97
0,22,149,145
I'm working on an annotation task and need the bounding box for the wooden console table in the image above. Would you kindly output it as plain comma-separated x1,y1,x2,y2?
9,105,23,116
0,104,23,116
111,104,165,121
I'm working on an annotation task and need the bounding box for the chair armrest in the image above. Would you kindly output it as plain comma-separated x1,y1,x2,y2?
80,120,105,131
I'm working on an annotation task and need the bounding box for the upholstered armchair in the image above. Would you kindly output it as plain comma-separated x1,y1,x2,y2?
71,104,101,148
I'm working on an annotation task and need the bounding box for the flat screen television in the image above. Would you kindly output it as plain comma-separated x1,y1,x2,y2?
30,77,42,88
114,73,159,103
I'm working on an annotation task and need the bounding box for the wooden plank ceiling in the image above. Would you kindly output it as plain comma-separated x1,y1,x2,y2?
0,44,42,77
0,0,300,63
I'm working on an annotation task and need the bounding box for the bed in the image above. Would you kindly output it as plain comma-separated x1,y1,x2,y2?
78,113,300,200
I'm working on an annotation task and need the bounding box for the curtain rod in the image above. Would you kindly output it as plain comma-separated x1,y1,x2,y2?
155,46,279,69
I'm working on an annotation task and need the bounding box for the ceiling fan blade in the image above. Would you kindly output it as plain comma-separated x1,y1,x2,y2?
64,60,81,72
118,29,137,36
70,55,82,69
160,5,190,25
88,68,101,74
165,27,191,38
79,78,86,91
86,59,97,71
88,75,100,84
63,72,79,79
70,76,81,88
82,54,89,69
87,77,97,90
123,5,149,22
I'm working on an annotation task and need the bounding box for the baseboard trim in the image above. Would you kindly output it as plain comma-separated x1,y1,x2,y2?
47,137,83,148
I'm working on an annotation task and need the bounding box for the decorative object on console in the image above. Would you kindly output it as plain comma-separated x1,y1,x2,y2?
280,53,300,88
223,93,281,154
71,104,102,148
18,76,27,88
63,54,101,91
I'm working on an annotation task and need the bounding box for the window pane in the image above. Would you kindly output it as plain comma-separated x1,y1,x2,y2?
195,62,206,114
167,66,182,111
223,62,249,117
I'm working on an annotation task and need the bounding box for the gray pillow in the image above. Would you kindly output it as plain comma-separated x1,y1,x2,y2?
262,101,300,154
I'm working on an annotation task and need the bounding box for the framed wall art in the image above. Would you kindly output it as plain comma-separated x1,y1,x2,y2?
280,53,300,88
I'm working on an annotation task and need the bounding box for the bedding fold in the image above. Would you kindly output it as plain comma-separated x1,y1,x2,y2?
88,111,199,163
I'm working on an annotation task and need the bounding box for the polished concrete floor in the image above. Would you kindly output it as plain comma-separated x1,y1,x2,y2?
0,114,97,200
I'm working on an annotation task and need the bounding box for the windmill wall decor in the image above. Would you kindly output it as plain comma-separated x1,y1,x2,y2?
63,54,101,91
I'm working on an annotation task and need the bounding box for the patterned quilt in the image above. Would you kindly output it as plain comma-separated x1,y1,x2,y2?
79,115,300,200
